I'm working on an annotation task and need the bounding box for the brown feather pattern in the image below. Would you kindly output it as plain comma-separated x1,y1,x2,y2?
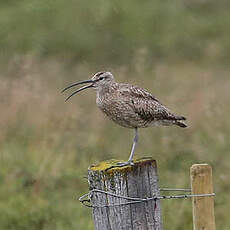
96,82,187,129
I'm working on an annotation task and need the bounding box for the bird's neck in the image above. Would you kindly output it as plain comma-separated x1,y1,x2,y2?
97,82,118,96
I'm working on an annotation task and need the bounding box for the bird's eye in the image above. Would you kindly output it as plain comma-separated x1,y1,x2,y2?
99,76,104,80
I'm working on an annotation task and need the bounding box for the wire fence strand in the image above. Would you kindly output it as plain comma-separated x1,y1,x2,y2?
79,188,215,208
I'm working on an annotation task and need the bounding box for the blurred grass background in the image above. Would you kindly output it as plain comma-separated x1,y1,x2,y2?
0,0,230,229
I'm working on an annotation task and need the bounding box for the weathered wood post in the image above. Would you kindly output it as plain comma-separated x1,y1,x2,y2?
190,164,215,230
88,157,163,230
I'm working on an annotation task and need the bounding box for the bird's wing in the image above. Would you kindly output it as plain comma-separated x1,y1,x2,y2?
119,84,183,121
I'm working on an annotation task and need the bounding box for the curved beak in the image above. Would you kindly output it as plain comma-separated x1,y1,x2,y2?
61,79,94,101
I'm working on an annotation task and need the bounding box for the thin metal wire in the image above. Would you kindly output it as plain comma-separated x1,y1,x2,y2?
79,188,215,208
159,188,191,192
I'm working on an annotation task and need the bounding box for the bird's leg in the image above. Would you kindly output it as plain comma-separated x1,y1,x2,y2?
127,127,138,164
106,128,138,170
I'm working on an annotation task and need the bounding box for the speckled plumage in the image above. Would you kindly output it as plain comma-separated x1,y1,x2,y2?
62,71,187,165
96,81,186,129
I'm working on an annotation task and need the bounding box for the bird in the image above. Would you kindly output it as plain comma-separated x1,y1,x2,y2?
62,71,187,167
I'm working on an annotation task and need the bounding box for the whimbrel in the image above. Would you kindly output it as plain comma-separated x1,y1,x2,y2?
62,71,187,167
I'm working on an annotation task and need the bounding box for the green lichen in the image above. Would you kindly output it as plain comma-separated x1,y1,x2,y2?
89,157,156,176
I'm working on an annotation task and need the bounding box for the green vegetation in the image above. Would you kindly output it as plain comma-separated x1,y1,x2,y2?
0,1,230,229
1,0,230,66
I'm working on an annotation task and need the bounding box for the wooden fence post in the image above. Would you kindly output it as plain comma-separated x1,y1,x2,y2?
190,164,215,230
88,157,163,230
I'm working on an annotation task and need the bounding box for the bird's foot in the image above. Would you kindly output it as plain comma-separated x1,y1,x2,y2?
105,161,134,171
116,161,134,167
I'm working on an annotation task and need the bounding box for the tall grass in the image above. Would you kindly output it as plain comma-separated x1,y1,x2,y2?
0,56,230,229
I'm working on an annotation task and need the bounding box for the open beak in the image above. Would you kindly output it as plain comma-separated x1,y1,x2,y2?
61,79,94,101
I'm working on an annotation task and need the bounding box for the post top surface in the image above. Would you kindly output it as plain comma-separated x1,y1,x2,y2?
191,163,209,167
89,157,156,173
190,164,211,172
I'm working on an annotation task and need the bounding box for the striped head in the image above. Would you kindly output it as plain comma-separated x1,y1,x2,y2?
91,71,114,89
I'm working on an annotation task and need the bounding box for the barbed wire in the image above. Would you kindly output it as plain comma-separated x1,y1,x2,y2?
79,188,215,208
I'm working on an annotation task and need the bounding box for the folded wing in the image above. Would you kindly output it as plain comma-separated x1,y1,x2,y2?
119,84,186,125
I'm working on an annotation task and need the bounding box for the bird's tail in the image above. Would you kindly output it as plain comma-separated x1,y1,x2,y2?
175,120,187,128
174,115,186,121
173,115,187,128
159,114,187,128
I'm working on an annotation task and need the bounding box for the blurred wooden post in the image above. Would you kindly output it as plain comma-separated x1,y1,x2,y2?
88,157,163,230
190,164,215,230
